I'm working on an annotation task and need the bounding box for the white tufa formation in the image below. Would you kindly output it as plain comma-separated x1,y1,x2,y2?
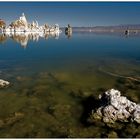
0,79,10,88
92,89,140,124
1,13,61,34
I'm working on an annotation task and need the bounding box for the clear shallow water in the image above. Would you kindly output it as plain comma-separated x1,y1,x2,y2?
0,32,140,138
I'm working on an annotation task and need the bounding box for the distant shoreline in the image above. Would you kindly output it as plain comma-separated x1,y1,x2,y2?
61,24,140,33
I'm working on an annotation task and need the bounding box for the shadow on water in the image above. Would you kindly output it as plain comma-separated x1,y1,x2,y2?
80,95,101,126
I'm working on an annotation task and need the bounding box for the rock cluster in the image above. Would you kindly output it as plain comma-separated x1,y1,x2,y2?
0,79,10,88
2,13,60,34
91,89,140,124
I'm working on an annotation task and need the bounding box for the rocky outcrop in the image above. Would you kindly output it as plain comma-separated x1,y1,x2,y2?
2,13,61,34
65,24,72,38
0,79,10,88
90,89,140,124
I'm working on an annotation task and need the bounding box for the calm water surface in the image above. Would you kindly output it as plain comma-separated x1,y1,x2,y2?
0,32,140,138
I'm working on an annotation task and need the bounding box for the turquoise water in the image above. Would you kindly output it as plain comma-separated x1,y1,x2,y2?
0,32,140,138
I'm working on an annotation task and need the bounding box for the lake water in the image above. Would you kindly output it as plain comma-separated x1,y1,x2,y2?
0,32,140,138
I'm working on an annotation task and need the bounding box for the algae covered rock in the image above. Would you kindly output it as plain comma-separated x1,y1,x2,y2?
108,131,118,138
0,120,4,128
90,89,140,124
136,134,140,138
0,112,24,130
5,112,24,126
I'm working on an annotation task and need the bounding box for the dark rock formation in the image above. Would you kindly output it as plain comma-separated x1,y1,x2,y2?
65,24,72,38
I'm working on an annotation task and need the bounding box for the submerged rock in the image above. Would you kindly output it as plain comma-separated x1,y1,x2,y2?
90,89,140,124
108,131,118,138
136,134,140,138
5,112,24,126
0,112,24,129
0,79,10,88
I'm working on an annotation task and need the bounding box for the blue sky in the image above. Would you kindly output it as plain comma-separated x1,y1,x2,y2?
0,2,140,27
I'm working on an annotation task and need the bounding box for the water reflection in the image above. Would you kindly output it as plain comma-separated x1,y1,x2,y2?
0,32,60,48
0,30,139,48
65,31,72,39
0,34,7,44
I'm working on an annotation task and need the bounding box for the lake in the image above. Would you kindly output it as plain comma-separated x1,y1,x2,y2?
0,32,140,138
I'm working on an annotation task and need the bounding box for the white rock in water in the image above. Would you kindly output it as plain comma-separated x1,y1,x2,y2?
133,105,140,124
92,89,140,124
0,79,10,88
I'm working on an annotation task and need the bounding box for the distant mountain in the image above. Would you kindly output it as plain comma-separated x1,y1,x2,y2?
75,25,140,30
61,24,140,32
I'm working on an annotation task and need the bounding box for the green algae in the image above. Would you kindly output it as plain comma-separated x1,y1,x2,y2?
0,56,139,138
